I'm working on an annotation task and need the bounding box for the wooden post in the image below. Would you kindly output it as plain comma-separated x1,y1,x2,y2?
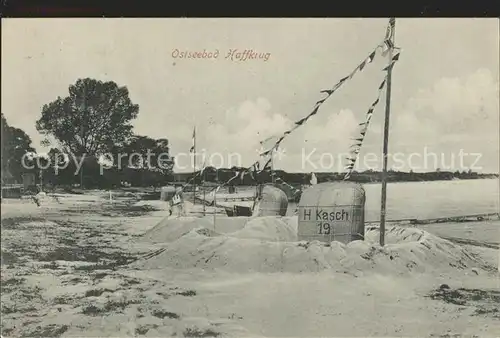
213,188,217,231
80,82,86,190
379,18,396,247
192,126,196,204
39,168,43,193
271,148,275,184
203,178,206,216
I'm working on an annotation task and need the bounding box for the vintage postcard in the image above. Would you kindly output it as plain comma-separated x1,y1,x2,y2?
1,18,499,337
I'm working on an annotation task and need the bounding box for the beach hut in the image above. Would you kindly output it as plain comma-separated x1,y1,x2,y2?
252,184,288,217
297,181,365,244
160,185,177,201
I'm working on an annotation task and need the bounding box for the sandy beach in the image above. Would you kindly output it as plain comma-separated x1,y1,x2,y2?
1,192,499,337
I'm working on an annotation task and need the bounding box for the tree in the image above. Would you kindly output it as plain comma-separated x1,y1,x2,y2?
35,78,139,157
1,113,36,184
117,135,174,187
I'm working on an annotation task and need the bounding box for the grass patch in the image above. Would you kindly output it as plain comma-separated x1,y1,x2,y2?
84,288,115,297
176,290,197,297
41,261,59,269
2,305,38,314
429,285,500,318
1,250,20,265
183,327,220,337
1,277,25,289
66,277,83,284
38,245,136,264
122,278,141,286
2,328,14,336
152,309,180,319
135,324,158,335
81,299,141,316
93,272,109,280
0,217,46,230
81,304,102,316
93,203,160,218
53,295,75,305
24,324,69,337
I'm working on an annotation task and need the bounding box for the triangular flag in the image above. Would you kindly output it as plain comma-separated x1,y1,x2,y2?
382,63,393,71
359,59,367,72
308,106,320,117
295,117,308,126
259,135,276,145
379,79,387,90
316,98,327,105
348,69,357,80
368,51,376,63
189,127,196,153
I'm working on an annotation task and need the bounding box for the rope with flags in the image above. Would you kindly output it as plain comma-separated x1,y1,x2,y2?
343,75,389,180
273,175,302,197
259,45,393,158
344,20,401,180
178,19,398,199
383,18,396,52
189,127,195,153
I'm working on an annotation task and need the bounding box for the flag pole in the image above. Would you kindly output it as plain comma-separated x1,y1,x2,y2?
271,148,275,184
192,126,196,205
203,168,206,216
379,18,396,247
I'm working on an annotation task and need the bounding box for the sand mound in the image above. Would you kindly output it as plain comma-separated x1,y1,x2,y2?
135,216,494,274
206,217,250,234
232,217,297,242
141,217,215,243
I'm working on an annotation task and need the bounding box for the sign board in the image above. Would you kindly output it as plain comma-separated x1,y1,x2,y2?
298,204,364,243
171,192,183,206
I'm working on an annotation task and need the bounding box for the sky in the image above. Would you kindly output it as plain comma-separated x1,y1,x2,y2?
2,18,499,173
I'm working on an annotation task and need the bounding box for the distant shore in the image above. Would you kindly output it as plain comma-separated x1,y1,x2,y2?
177,167,499,186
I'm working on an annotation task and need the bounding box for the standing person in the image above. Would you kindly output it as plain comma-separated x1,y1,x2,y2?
171,186,184,216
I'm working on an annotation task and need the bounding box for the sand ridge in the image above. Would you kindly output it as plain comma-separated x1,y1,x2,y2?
136,216,496,275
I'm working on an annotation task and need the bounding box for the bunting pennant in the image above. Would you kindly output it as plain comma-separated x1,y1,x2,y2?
358,60,367,72
384,17,395,49
189,127,196,153
316,98,327,105
260,135,276,145
368,50,376,63
382,52,401,71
